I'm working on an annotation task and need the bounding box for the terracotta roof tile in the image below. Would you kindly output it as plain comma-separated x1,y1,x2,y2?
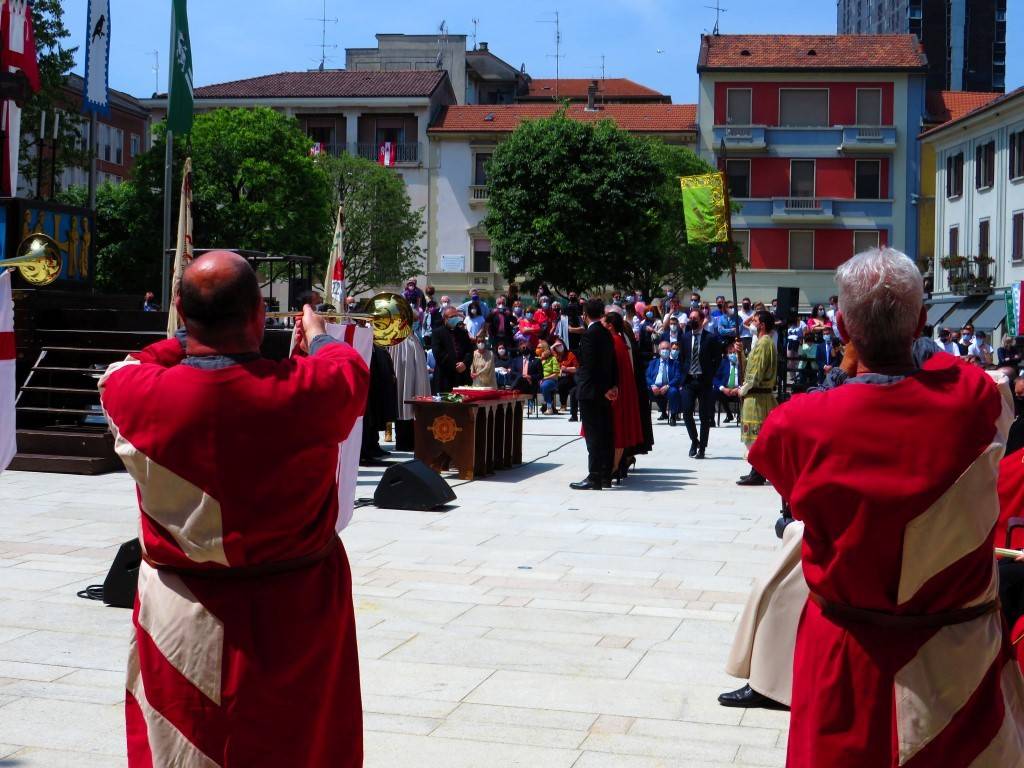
429,103,697,134
522,78,667,101
920,85,1024,139
188,70,448,100
698,34,927,71
925,90,1003,125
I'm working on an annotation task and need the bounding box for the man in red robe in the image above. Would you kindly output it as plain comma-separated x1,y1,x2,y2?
750,247,1024,767
99,251,369,767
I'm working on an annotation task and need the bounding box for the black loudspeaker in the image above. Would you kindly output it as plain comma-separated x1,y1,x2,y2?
776,287,800,325
373,460,456,511
103,538,141,608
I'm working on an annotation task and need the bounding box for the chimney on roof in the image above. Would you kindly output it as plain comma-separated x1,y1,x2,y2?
479,41,488,51
586,79,598,112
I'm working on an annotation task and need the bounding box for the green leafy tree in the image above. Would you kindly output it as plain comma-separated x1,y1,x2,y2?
131,108,335,259
317,152,424,297
20,0,87,193
484,111,739,296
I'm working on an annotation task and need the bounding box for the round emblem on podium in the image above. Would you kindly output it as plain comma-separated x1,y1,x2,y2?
428,414,462,443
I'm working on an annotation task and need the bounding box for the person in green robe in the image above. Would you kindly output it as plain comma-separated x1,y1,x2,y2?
722,310,778,486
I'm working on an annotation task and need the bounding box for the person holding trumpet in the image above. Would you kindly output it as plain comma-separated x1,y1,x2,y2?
99,251,369,767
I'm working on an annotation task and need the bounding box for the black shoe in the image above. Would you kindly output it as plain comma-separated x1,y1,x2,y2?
723,415,734,423
570,477,602,490
669,415,677,427
657,413,669,421
695,447,706,459
568,416,578,422
718,684,789,711
737,470,767,486
601,473,614,487
688,443,698,458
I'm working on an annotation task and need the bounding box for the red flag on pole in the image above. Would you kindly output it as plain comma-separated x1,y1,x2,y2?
0,0,42,196
378,141,395,167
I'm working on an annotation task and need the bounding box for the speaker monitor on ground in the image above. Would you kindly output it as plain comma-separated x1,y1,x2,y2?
775,287,800,325
103,538,141,608
373,460,456,511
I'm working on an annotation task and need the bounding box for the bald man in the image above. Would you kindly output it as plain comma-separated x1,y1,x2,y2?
99,251,369,767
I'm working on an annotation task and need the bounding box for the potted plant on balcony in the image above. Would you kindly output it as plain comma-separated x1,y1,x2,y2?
940,255,966,270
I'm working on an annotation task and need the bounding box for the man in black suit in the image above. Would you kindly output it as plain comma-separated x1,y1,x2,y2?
508,343,543,395
571,299,619,490
431,308,470,392
678,309,724,459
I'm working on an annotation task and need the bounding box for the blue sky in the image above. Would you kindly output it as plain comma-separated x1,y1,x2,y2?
62,0,1022,103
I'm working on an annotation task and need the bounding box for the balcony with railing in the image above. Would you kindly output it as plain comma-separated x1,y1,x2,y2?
839,125,897,153
469,185,489,206
771,197,835,222
352,142,421,165
711,125,767,152
942,256,995,296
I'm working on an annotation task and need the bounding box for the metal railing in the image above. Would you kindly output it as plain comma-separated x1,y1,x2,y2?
352,142,420,164
784,198,823,210
945,257,996,296
725,126,753,139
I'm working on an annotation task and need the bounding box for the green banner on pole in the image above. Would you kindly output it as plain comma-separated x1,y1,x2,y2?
680,172,730,245
167,0,193,135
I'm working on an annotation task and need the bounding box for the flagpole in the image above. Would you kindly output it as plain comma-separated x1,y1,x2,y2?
719,138,739,318
87,112,98,210
161,129,173,310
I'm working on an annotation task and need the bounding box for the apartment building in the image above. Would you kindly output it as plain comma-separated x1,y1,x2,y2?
921,86,1024,338
696,33,928,306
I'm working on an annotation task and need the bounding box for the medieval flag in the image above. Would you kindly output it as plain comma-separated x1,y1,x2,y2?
309,142,324,157
167,0,194,136
378,141,395,167
0,269,15,472
0,0,42,197
680,172,730,245
323,207,346,310
165,157,193,337
83,0,111,115
325,322,374,532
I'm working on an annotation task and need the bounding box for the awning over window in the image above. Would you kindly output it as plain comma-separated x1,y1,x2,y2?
925,298,959,327
972,298,1009,334
942,297,988,331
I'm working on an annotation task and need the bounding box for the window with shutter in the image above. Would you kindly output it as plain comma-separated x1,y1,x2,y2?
1013,213,1024,262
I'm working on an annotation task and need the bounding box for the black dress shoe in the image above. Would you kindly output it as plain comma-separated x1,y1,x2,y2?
723,415,734,423
657,413,669,421
718,684,789,711
737,470,767,486
669,415,677,427
688,442,698,458
695,447,706,459
568,416,578,422
570,477,602,490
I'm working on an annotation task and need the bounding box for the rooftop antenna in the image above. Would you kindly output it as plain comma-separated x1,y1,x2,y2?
436,20,449,69
471,18,480,51
601,54,606,80
705,1,727,35
149,50,159,95
537,11,563,99
307,0,339,71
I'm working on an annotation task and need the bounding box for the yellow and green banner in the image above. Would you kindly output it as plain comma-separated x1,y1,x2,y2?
680,172,730,245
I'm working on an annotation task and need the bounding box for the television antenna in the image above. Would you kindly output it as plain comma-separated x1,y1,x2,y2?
705,1,727,35
436,20,449,69
307,0,339,71
471,18,480,51
537,11,563,99
149,50,159,95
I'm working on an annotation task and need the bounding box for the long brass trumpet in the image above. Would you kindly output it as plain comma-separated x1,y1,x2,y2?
266,291,414,348
0,233,63,286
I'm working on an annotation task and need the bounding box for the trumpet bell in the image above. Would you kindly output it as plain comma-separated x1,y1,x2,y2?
0,233,63,287
368,292,414,348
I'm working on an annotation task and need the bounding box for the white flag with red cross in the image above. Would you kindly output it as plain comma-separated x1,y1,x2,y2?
378,141,395,167
0,269,16,472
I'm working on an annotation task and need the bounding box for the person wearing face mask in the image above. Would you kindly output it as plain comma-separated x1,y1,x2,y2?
470,338,496,388
487,299,515,351
403,278,425,310
998,334,1022,367
508,342,543,397
439,295,452,312
661,316,683,345
458,290,489,318
552,338,579,421
565,292,585,353
465,302,486,338
537,341,562,414
815,328,841,385
647,341,682,424
825,295,838,324
389,332,431,451
807,304,831,333
968,330,995,365
678,309,725,459
935,327,959,355
431,309,471,392
738,298,755,352
493,344,512,387
959,324,976,355
713,338,744,424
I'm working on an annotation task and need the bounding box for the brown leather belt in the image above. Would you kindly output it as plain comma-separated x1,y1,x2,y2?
809,592,999,630
748,388,775,395
142,537,339,579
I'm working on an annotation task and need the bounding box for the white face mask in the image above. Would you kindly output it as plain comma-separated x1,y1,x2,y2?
477,342,486,351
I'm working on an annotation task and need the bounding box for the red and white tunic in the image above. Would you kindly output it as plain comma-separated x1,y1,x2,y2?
751,353,1024,768
100,336,369,767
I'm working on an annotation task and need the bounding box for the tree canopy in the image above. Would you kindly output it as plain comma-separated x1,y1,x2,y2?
483,111,739,296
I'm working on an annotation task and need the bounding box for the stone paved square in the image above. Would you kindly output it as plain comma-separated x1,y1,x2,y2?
0,414,787,766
